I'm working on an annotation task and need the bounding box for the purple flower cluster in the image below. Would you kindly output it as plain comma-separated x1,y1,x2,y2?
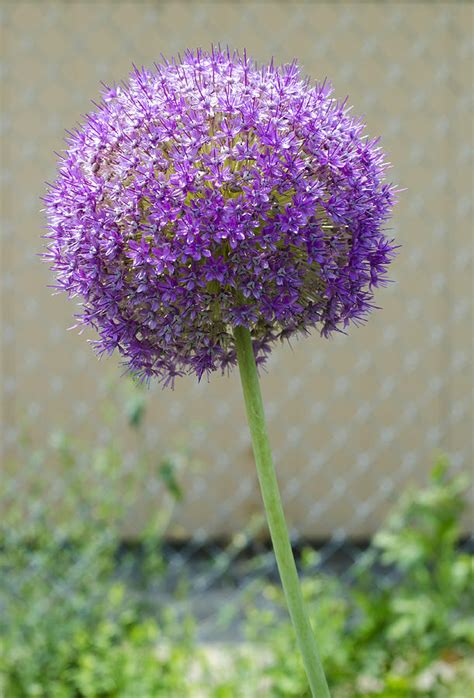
44,48,397,385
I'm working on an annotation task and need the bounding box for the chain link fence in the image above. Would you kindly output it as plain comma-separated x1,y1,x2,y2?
1,0,473,640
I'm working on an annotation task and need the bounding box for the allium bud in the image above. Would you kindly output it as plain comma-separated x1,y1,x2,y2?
43,48,397,386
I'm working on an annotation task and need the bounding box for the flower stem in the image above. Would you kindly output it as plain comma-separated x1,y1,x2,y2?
233,325,330,698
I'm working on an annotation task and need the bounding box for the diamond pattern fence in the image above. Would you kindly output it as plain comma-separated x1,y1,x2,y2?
1,0,473,638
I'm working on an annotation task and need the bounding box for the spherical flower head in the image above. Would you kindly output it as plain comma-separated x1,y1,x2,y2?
43,48,397,386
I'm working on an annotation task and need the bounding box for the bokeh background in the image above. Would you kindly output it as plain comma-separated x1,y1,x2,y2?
2,0,472,533
0,1,473,685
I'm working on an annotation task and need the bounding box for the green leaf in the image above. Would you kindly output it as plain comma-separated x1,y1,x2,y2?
125,393,146,429
158,459,183,501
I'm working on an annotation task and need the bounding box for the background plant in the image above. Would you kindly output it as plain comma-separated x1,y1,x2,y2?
1,385,472,697
0,382,193,698
240,455,473,697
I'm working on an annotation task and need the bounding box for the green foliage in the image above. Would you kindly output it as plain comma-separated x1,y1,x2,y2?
239,455,474,697
1,397,472,698
352,456,473,661
0,380,192,698
158,459,184,502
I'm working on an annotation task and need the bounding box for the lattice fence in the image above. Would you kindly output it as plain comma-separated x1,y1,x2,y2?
1,0,472,635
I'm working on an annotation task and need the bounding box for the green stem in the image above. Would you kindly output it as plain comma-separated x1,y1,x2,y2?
233,325,330,698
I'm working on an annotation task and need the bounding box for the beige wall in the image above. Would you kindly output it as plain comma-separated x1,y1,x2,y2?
1,1,472,538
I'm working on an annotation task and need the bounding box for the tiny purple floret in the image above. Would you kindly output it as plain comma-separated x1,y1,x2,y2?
43,48,397,386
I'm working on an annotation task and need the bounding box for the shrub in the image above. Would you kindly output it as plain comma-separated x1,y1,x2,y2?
240,455,473,697
0,382,192,697
1,382,472,698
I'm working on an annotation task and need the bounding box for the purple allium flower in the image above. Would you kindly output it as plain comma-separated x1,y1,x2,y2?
43,48,397,386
